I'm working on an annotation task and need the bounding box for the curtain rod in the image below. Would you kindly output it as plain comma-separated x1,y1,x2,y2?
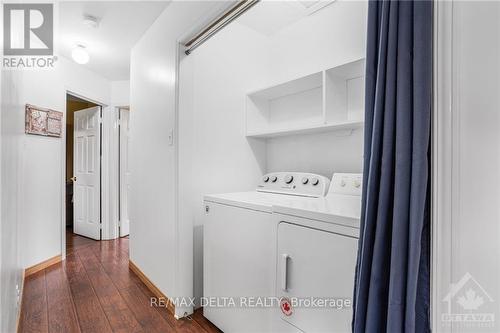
184,0,260,55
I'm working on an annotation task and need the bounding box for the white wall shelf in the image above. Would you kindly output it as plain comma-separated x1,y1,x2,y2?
246,120,364,138
246,58,365,139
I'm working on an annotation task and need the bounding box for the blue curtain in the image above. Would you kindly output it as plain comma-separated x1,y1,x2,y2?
352,1,432,332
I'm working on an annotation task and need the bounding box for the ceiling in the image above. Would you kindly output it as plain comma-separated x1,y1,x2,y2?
58,1,170,81
237,0,334,36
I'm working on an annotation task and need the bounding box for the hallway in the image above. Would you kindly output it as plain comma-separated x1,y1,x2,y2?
19,232,219,333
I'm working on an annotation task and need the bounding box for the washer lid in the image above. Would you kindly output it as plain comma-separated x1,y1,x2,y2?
203,191,308,212
272,193,362,228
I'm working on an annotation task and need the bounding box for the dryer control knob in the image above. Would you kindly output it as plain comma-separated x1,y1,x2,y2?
311,178,319,186
285,175,294,184
302,177,309,185
262,176,269,183
271,176,278,183
354,179,361,188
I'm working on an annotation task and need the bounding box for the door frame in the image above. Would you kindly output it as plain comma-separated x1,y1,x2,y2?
61,89,112,259
101,105,121,241
431,1,453,332
118,107,131,237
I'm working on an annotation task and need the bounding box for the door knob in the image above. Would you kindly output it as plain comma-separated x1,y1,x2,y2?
71,176,77,182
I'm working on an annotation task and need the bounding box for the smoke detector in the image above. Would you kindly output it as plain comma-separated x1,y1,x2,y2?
83,14,100,28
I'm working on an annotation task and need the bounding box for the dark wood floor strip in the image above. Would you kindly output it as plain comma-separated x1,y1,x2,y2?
19,232,218,333
45,263,81,333
87,243,175,333
76,246,144,333
64,253,113,333
20,270,49,333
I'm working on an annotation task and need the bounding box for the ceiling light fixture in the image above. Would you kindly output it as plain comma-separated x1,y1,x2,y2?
72,45,89,64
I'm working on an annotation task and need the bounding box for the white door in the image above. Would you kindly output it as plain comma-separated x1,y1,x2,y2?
119,109,131,237
276,222,358,333
73,106,101,240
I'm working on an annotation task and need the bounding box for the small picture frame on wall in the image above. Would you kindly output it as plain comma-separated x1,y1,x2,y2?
25,104,63,138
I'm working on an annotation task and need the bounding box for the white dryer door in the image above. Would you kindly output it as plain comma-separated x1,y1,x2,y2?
277,222,358,333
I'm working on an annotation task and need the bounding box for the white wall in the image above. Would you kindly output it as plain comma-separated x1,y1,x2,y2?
111,80,130,107
266,130,364,177
1,69,24,333
129,0,227,318
267,1,367,83
13,57,110,268
434,1,500,331
179,0,367,305
178,22,270,307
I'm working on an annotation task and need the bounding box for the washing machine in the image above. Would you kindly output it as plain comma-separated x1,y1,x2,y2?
203,172,331,333
273,173,362,333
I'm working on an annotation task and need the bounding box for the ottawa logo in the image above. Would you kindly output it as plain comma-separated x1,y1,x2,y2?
442,272,495,328
280,297,293,316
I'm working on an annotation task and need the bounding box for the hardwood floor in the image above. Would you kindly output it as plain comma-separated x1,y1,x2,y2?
19,230,221,333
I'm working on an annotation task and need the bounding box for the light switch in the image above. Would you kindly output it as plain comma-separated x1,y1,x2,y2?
168,129,174,146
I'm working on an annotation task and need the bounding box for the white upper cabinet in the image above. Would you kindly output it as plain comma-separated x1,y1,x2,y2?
246,58,365,138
